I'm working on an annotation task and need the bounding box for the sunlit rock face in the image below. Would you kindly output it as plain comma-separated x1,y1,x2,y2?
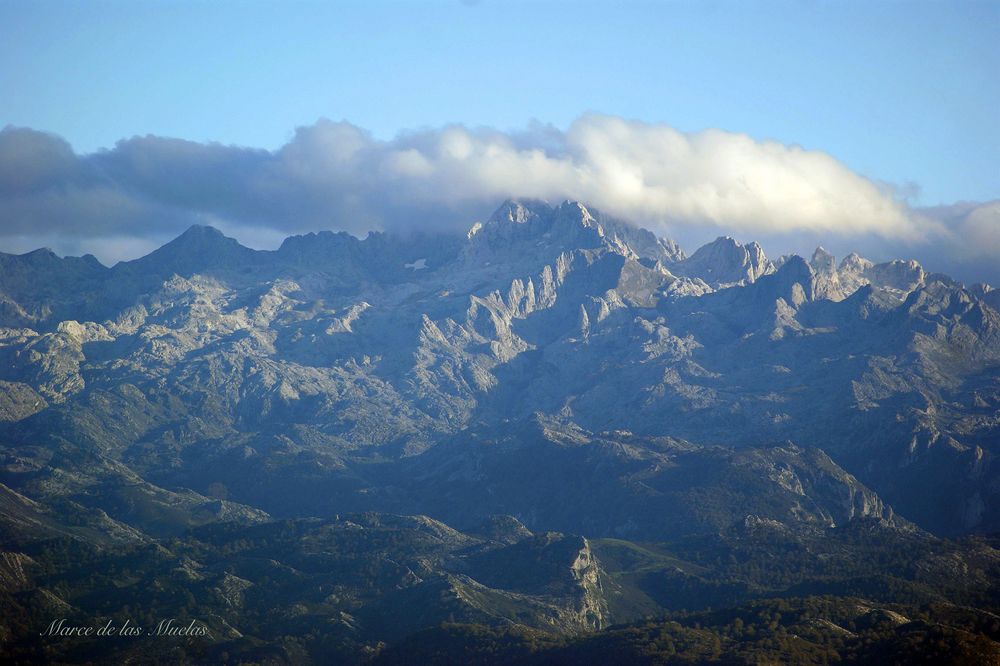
0,199,998,540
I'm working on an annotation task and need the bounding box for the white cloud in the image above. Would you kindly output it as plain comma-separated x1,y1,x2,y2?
0,116,987,274
262,114,937,241
958,202,1000,260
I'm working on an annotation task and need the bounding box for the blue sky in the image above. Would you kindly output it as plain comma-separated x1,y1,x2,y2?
0,0,998,282
2,0,997,205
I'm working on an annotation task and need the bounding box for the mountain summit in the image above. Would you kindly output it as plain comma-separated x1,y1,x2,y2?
0,199,996,536
671,235,774,286
1,199,999,662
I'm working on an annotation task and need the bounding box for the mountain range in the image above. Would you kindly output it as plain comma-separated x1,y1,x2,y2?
1,199,999,663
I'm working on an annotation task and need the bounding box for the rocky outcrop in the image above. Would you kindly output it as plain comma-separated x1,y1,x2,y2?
1,199,999,539
670,236,774,287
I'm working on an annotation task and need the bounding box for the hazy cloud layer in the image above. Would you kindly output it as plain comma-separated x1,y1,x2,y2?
0,116,995,283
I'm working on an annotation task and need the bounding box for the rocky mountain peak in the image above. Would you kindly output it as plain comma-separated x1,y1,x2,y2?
471,200,688,272
749,253,815,307
808,246,844,300
839,252,873,274
143,224,242,259
176,223,227,242
21,247,58,260
554,200,598,225
277,229,360,264
465,200,621,275
486,198,553,228
670,235,774,287
79,254,105,269
867,258,925,293
777,254,815,280
115,224,260,280
810,246,837,275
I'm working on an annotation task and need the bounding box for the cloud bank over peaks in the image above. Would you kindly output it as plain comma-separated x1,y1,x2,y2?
0,115,981,276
